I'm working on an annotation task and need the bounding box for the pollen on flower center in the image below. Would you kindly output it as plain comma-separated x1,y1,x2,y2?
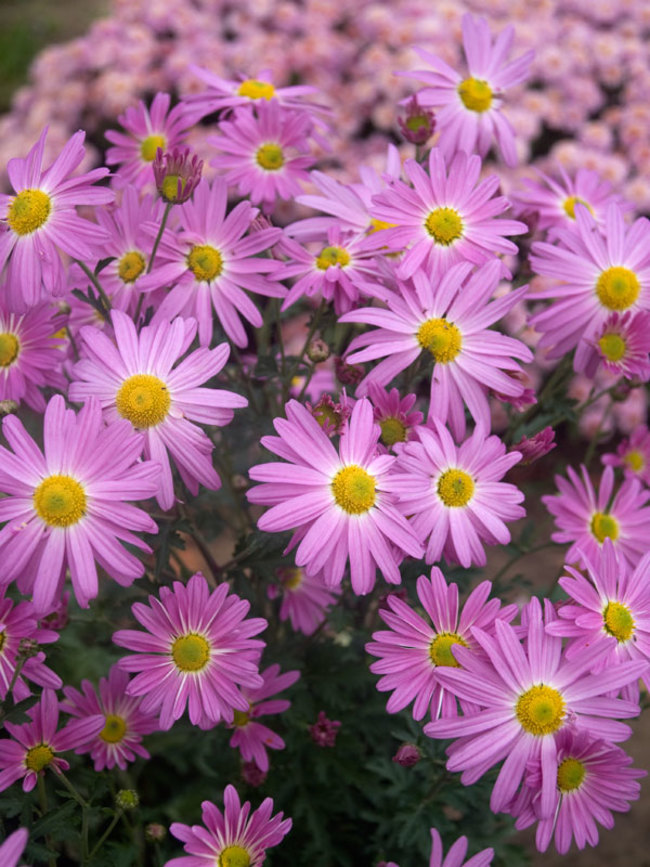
116,374,171,428
140,134,166,162
590,511,619,543
256,143,285,171
100,714,127,744
187,244,224,282
25,743,55,772
595,266,640,311
457,77,493,112
563,195,593,219
379,416,407,446
424,207,464,245
598,332,626,362
557,757,586,792
417,317,462,363
603,600,635,642
33,474,87,528
7,188,52,235
219,844,251,867
368,218,397,233
437,469,475,507
232,707,250,727
331,464,376,514
624,450,644,472
237,79,275,100
429,631,468,667
282,568,304,590
515,684,565,736
315,245,351,270
0,333,20,367
118,251,146,284
171,633,211,673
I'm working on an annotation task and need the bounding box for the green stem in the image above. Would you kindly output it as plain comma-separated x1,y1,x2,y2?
147,202,173,274
57,770,90,809
74,259,112,314
490,542,557,587
38,776,57,867
87,811,122,862
282,300,327,403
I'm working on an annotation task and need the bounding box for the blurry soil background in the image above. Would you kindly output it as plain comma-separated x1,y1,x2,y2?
2,0,650,863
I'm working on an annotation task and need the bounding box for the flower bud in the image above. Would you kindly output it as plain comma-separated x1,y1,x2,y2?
392,743,420,767
115,789,139,810
398,97,436,146
153,147,203,204
307,337,330,363
145,823,167,842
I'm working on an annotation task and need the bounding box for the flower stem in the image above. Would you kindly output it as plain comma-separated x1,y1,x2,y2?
147,202,173,274
74,259,112,314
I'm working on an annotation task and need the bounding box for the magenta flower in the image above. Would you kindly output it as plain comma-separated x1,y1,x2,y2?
0,828,29,867
69,310,247,510
229,664,300,772
593,310,650,381
248,399,423,596
367,384,423,452
166,784,292,867
367,568,516,721
0,689,103,792
0,128,113,310
0,395,159,612
406,13,534,166
602,425,650,485
270,567,340,636
542,464,650,570
113,573,266,730
309,711,341,748
514,427,556,466
62,664,158,771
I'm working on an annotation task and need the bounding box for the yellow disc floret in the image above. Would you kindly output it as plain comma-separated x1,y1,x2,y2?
557,757,586,792
282,568,304,590
187,244,224,282
237,79,275,101
379,416,407,447
624,450,644,473
595,266,640,311
232,708,250,727
116,374,171,428
7,189,52,235
25,743,55,772
256,143,285,171
598,332,626,362
417,318,462,363
0,333,20,367
437,469,475,508
100,714,127,744
458,77,493,113
603,600,635,642
515,684,565,735
33,475,87,528
331,465,376,514
219,845,251,867
171,634,211,673
429,632,468,667
315,245,351,270
590,511,619,544
140,134,166,162
0,630,6,654
424,207,464,246
563,196,593,220
118,251,146,284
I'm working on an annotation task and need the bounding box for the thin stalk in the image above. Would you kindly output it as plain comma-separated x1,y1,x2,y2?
38,776,57,867
87,811,122,862
147,202,173,274
282,300,327,403
74,260,112,313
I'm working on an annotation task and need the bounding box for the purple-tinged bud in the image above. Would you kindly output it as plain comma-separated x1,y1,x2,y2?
145,823,167,843
153,147,203,204
241,760,267,787
309,711,341,748
513,426,556,465
335,356,364,386
398,97,435,146
392,743,421,767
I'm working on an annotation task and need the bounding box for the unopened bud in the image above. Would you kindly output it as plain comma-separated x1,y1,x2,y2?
392,743,420,767
145,823,166,842
335,356,364,386
398,97,436,146
307,337,330,363
153,147,203,204
18,638,39,659
116,789,139,810
241,761,267,787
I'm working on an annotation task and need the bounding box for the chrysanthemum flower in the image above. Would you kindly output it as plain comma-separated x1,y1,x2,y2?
405,14,534,166
0,689,103,793
0,828,29,867
69,310,247,510
602,425,650,486
542,464,650,570
166,784,292,867
367,383,423,452
366,568,516,721
113,573,267,730
0,128,113,310
229,664,300,772
62,664,158,771
389,422,525,568
341,260,532,439
269,567,340,636
592,310,650,381
369,149,526,279
136,178,284,346
248,399,423,595
424,597,646,819
0,395,159,611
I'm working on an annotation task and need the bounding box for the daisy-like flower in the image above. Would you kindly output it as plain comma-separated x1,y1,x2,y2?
166,784,292,867
229,664,300,772
105,92,193,188
366,568,516,721
529,204,650,372
69,310,247,510
369,149,526,279
424,597,647,819
247,399,423,596
592,310,650,381
0,301,66,411
0,128,113,310
542,464,650,570
367,383,423,452
0,689,103,793
341,260,532,439
136,178,284,347
602,425,650,486
269,567,340,636
0,828,29,867
512,728,645,854
62,664,158,771
390,422,525,568
405,13,534,166
0,395,159,612
113,573,267,730
387,827,494,867
210,101,315,210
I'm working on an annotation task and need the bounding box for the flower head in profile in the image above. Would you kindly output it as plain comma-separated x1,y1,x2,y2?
602,425,650,485
269,567,340,636
514,427,556,466
153,147,203,204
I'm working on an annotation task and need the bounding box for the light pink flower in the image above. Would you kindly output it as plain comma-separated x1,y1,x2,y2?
593,310,650,380
269,567,340,636
602,425,650,485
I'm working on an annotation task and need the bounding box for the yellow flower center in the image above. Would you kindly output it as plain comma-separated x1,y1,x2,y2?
187,244,224,282
331,465,376,514
256,143,285,171
603,600,635,642
368,218,397,233
232,708,250,727
379,416,407,447
515,684,565,736
118,251,146,284
595,266,640,311
33,475,87,528
598,332,626,362
0,630,6,654
237,79,275,101
590,511,619,544
457,77,493,112
25,743,55,772
161,174,187,202
171,633,211,673
7,189,52,235
424,207,464,246
315,245,351,270
100,714,127,744
437,469,475,507
557,757,586,792
563,196,593,220
140,134,166,162
282,568,304,590
219,845,251,867
624,450,644,473
0,333,20,367
116,374,171,428
417,318,462,363
429,632,468,667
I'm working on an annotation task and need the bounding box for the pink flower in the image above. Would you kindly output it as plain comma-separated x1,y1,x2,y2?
113,573,266,730
387,827,493,867
602,425,650,485
514,427,556,465
367,384,423,452
309,711,341,748
593,310,650,380
166,784,292,867
0,828,29,867
270,567,340,636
